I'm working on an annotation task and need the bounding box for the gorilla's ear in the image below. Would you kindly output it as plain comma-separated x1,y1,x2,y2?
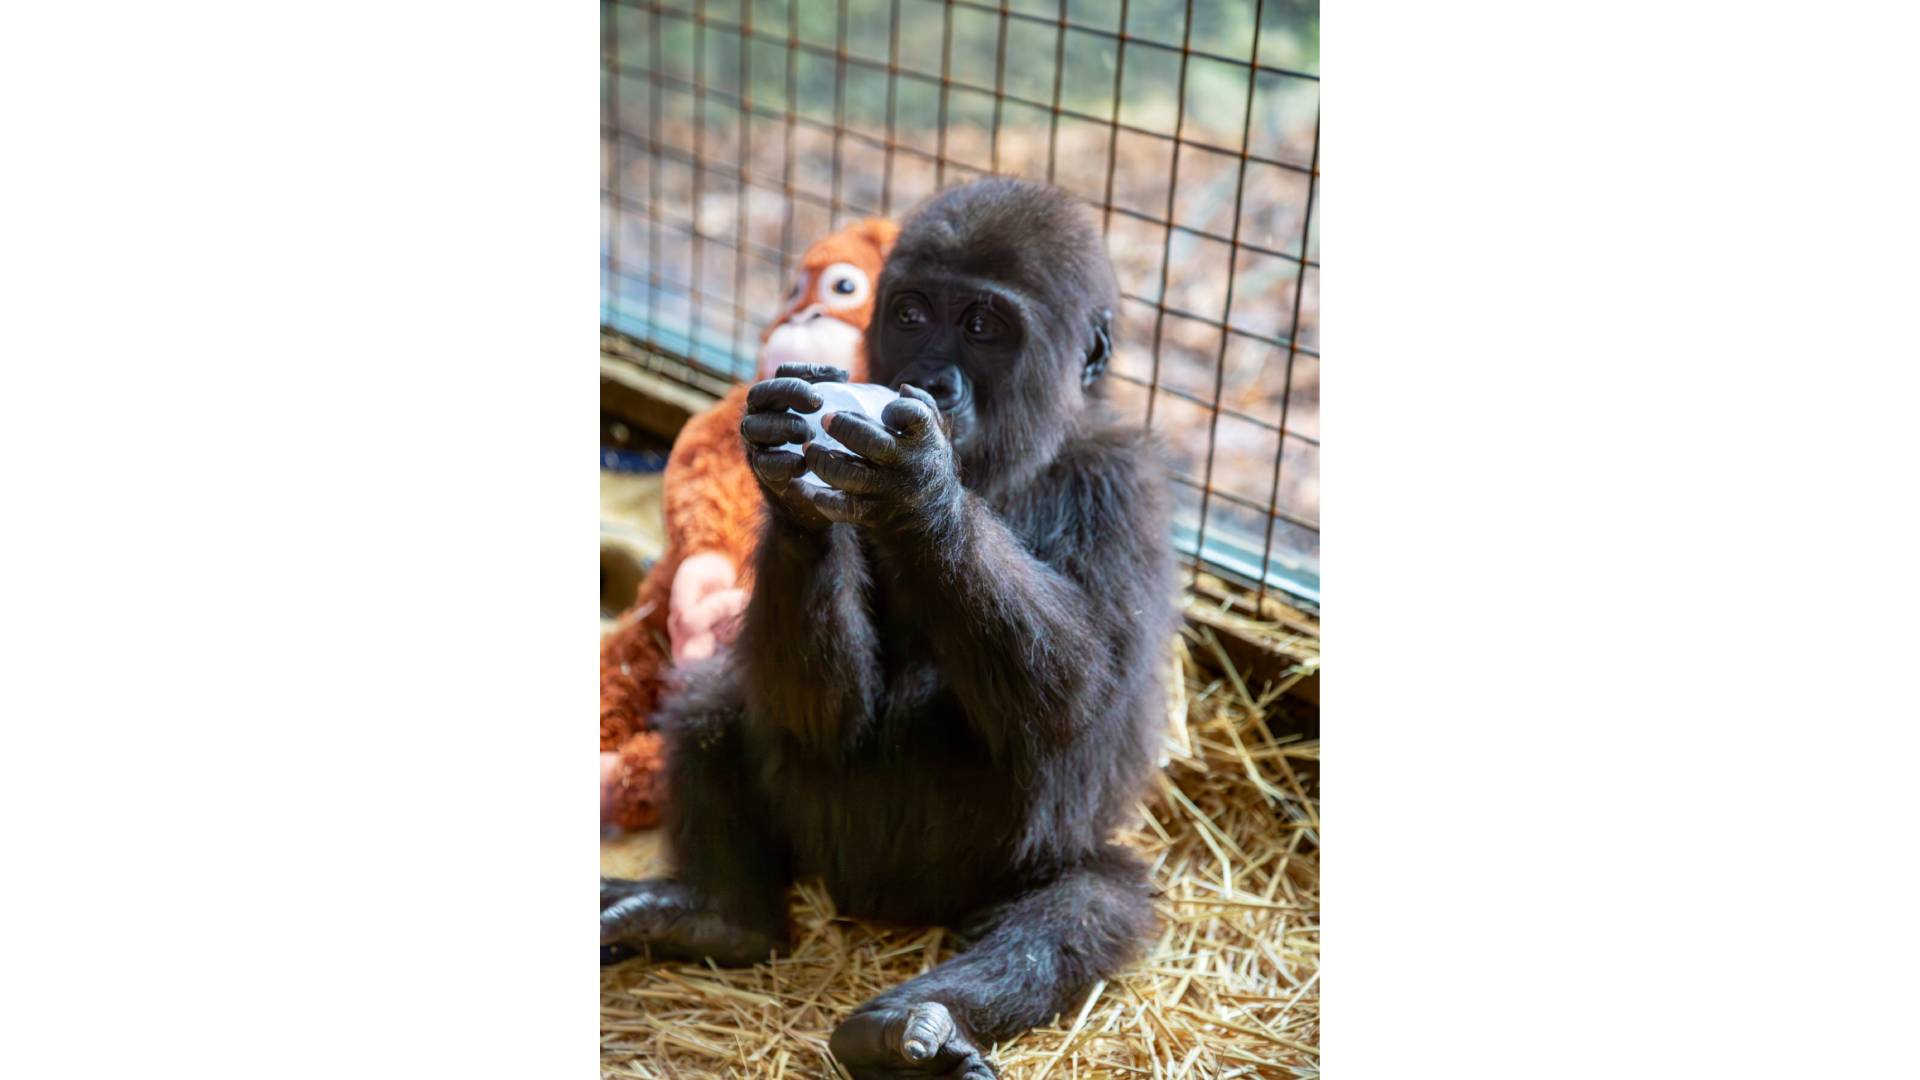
1082,308,1113,390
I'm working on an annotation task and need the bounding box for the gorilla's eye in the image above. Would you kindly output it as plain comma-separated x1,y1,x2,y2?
817,262,871,310
962,306,1006,342
893,298,930,328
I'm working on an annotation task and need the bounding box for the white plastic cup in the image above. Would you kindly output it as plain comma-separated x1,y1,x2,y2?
778,382,901,489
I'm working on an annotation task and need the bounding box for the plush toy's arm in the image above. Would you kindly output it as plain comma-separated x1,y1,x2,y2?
662,385,763,577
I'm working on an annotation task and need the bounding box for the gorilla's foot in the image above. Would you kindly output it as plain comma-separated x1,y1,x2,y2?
599,876,783,967
829,1001,996,1080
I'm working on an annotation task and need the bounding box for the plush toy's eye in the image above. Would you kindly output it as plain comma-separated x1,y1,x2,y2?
816,262,870,310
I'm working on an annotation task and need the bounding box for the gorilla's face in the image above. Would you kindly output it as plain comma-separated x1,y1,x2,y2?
867,179,1118,492
871,271,1031,459
868,202,1113,495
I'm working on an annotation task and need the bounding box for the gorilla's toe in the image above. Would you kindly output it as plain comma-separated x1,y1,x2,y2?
829,1001,996,1079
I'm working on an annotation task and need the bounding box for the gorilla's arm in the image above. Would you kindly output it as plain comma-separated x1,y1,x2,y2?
738,366,885,748
903,496,1108,751
803,399,1166,756
736,520,882,746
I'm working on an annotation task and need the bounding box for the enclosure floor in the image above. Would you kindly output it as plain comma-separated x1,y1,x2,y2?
601,829,668,879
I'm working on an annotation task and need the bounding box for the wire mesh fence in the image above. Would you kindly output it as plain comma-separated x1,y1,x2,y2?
602,0,1319,605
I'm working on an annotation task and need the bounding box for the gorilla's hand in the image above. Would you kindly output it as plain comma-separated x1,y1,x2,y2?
739,364,852,532
798,384,964,531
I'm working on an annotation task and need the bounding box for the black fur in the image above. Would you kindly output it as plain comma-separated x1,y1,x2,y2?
602,179,1176,1078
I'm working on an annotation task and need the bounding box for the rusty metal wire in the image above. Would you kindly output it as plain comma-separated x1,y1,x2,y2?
602,0,1320,605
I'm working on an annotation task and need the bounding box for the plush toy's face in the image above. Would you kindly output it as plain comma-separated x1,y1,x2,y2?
758,218,898,380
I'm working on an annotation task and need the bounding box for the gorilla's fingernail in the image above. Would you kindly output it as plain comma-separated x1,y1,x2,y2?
903,1039,931,1061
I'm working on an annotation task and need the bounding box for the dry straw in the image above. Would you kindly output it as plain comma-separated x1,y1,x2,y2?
601,627,1320,1078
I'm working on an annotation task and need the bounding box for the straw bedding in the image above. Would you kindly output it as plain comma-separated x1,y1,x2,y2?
600,628,1320,1078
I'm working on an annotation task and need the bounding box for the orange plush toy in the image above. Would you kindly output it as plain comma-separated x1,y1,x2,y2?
600,218,899,830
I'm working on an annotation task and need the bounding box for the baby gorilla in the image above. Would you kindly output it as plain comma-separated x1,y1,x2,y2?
601,178,1175,1079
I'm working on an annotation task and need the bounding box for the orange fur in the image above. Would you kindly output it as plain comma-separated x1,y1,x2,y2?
600,218,897,829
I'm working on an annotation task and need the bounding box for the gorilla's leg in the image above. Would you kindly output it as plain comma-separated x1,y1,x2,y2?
601,672,792,967
598,877,782,966
828,848,1155,1079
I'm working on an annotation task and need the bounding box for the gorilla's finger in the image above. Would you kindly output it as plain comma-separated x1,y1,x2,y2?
822,411,901,464
799,485,879,526
773,363,850,384
894,385,957,443
602,894,662,945
881,394,942,443
897,383,939,411
740,411,810,447
749,448,806,486
804,444,889,495
601,876,638,912
746,377,823,415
